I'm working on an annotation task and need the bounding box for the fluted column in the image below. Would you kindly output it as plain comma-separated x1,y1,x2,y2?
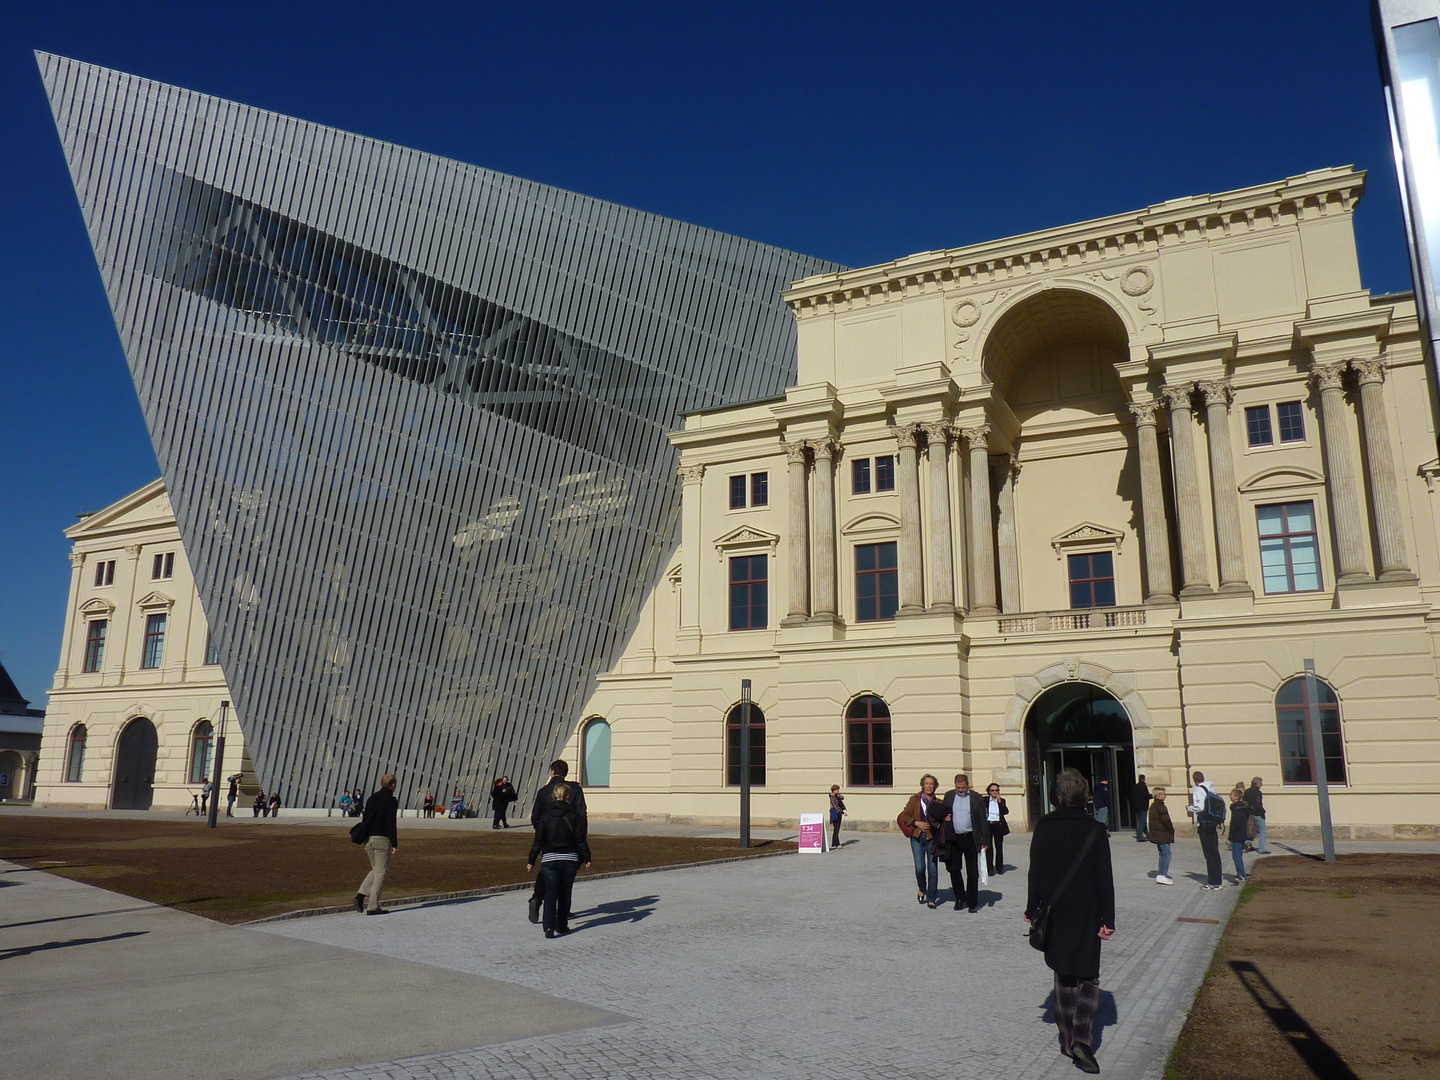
782,441,812,624
920,421,956,612
995,455,1021,614
961,424,998,615
1311,362,1370,582
1198,380,1248,591
810,438,839,619
1163,385,1210,594
1128,399,1175,602
1352,359,1413,579
894,424,925,615
677,464,705,632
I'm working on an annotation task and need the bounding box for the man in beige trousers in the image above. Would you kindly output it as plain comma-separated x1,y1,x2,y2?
355,773,399,915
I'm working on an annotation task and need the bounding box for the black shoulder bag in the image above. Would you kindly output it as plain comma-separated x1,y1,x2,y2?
1028,827,1100,952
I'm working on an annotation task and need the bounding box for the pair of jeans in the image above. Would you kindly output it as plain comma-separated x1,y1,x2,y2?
540,858,580,932
1095,806,1109,828
1156,842,1172,879
1231,841,1246,880
910,834,938,902
1134,814,1147,841
1198,826,1222,886
1254,816,1268,853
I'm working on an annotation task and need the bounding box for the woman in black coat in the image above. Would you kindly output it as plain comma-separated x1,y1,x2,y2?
526,782,591,938
1025,768,1115,1075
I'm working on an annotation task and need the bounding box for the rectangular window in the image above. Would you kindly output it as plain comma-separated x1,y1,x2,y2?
855,542,899,622
1068,552,1116,609
205,630,221,666
141,613,167,669
151,552,174,580
82,620,107,673
93,560,115,587
1258,502,1322,593
875,455,895,492
1276,401,1306,443
729,475,747,510
852,458,872,495
750,472,768,507
728,555,769,631
1245,405,1274,447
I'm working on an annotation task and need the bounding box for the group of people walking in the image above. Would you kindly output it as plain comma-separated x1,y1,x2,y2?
896,773,1010,913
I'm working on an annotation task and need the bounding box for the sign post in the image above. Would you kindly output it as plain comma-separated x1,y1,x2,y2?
1302,661,1336,862
798,813,826,853
740,679,751,850
206,699,229,829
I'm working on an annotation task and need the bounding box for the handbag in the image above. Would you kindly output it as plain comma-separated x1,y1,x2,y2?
349,821,368,845
1247,814,1259,841
1028,827,1100,952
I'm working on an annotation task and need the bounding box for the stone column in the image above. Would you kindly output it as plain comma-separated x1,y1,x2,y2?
1352,359,1413,579
920,422,956,612
782,441,812,624
676,464,705,632
894,424,925,615
56,551,86,689
1311,362,1371,582
995,455,1021,614
1127,399,1175,602
1197,380,1248,592
1163,385,1210,594
810,438,839,619
961,425,998,615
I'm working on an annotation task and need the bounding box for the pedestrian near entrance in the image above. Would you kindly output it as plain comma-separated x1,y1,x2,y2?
1025,768,1115,1075
527,781,591,938
1093,778,1111,829
1131,775,1150,842
1227,785,1251,884
1188,771,1224,889
828,785,846,849
897,774,940,906
355,773,399,915
928,773,991,912
528,760,587,924
1244,776,1268,853
1148,787,1175,884
984,783,1010,874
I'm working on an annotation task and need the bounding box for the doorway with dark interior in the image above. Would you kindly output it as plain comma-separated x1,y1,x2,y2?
1024,682,1136,828
112,716,158,810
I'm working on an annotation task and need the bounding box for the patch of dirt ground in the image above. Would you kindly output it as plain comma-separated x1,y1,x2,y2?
1169,853,1440,1080
0,816,792,923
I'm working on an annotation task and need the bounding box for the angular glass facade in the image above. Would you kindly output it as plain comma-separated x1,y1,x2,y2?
40,53,841,806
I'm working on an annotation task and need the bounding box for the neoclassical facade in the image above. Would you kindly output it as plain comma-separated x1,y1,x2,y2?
567,167,1440,838
35,481,250,811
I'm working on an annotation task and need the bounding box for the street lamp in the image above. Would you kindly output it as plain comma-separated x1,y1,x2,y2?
1374,0,1440,405
206,699,229,829
739,679,751,850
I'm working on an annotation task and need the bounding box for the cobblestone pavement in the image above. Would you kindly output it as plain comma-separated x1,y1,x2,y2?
261,829,1252,1080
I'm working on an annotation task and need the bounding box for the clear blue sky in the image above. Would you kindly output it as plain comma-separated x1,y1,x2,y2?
0,0,1414,707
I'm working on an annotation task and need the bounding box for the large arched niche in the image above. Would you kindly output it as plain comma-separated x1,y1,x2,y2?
980,286,1131,412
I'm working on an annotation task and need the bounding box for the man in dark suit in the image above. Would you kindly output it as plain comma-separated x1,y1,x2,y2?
927,772,991,913
528,760,587,923
354,773,399,915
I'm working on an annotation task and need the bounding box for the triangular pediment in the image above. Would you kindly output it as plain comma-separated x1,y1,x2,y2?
712,525,780,561
66,479,172,539
1050,521,1125,558
78,597,115,618
135,590,175,610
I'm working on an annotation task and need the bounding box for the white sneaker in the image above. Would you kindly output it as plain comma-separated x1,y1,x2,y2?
1155,875,1175,885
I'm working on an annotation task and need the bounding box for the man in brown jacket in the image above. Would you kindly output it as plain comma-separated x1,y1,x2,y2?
1147,787,1175,885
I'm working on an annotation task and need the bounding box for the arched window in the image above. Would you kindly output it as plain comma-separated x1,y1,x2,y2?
1275,677,1346,786
188,720,214,784
846,695,893,786
725,703,766,787
65,725,87,783
582,718,611,788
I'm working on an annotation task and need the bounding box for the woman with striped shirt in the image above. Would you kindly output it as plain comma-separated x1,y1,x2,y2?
526,782,592,938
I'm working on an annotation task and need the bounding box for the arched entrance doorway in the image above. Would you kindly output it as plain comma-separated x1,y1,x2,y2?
112,717,158,810
1024,683,1136,827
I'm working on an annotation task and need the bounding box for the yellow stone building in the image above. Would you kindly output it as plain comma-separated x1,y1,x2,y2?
566,167,1440,839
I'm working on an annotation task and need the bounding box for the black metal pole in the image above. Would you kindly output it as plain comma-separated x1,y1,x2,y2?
207,700,229,829
740,679,751,849
1302,661,1336,862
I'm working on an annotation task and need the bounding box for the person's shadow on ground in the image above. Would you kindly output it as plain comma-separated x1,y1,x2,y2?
569,894,659,932
1039,988,1119,1050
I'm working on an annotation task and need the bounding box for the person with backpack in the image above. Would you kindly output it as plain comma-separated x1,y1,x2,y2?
526,781,591,938
1187,771,1224,890
1227,784,1252,885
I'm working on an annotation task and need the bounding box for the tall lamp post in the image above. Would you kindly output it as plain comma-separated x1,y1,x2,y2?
206,699,229,829
1302,662,1336,863
1374,0,1440,424
740,679,752,850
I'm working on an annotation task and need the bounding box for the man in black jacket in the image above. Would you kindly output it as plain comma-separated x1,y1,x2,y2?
1131,774,1150,842
528,760,586,923
354,773,399,915
927,773,991,913
1244,776,1267,853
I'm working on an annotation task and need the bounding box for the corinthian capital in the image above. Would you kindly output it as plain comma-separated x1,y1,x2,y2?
1127,398,1162,426
1161,384,1194,411
1350,358,1386,386
808,437,838,461
676,463,706,485
782,441,810,465
958,424,991,448
892,423,922,450
919,420,952,446
68,552,86,568
1196,379,1232,409
1310,361,1347,393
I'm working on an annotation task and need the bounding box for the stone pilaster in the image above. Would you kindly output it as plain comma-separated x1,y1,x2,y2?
1311,362,1371,582
1197,379,1249,592
810,438,839,620
781,441,812,624
676,464,705,634
920,421,956,612
961,425,998,615
1351,359,1414,580
56,551,86,689
894,424,925,615
1162,385,1210,595
1127,399,1175,603
994,455,1021,614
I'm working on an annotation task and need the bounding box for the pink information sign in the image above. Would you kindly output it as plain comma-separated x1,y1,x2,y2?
798,813,826,853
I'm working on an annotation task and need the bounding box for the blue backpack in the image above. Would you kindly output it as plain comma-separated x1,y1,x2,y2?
1198,789,1227,827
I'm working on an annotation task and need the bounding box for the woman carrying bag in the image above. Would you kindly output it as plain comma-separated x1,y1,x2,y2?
897,774,941,907
984,782,1010,875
